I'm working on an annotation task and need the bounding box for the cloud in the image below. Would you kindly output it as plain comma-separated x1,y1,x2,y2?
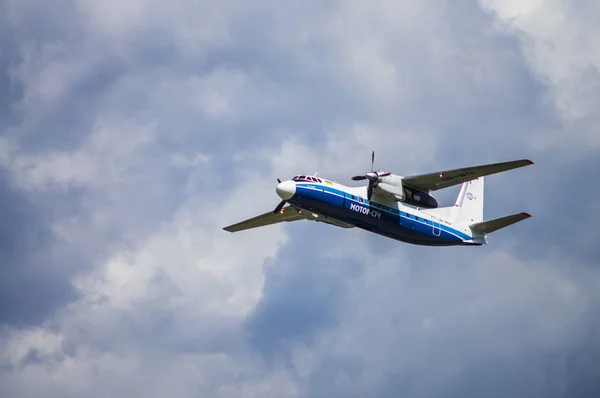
1,0,600,397
2,117,156,191
278,247,599,397
480,0,600,149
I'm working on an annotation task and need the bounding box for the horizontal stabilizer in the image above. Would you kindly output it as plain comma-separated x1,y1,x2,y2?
469,212,531,235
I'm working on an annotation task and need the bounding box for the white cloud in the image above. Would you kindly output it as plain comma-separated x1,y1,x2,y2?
171,152,209,168
480,0,600,147
75,0,233,51
14,42,77,106
73,178,290,317
1,345,300,398
5,116,156,191
2,328,64,366
189,68,249,117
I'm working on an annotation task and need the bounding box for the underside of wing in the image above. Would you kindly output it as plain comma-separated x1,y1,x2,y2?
223,206,306,232
402,159,533,192
223,206,354,232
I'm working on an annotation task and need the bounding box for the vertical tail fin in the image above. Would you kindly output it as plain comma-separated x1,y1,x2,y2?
453,177,484,224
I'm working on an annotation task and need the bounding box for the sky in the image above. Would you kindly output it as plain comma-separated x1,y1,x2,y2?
1,0,600,397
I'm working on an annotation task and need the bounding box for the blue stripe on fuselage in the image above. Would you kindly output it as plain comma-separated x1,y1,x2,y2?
291,183,472,242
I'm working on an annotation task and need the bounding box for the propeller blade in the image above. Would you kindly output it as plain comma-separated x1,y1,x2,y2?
351,175,367,181
371,150,375,172
277,178,281,183
367,180,374,201
273,200,286,214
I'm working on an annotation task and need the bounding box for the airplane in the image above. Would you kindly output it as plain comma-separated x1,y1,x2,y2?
223,152,533,246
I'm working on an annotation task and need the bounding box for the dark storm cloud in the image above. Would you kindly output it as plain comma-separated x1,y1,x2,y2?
0,172,77,326
245,223,363,361
509,150,600,265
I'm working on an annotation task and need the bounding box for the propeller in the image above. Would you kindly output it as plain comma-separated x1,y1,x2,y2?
350,151,391,201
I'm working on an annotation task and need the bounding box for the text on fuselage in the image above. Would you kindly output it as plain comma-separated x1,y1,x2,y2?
349,202,381,219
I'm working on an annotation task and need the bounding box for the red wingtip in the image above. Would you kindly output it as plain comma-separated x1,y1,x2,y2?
521,212,532,217
525,159,534,164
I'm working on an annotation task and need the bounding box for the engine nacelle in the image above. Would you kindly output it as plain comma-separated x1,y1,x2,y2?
376,182,405,200
375,176,438,208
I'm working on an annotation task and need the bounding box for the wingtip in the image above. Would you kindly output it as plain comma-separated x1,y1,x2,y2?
525,159,534,165
520,212,532,218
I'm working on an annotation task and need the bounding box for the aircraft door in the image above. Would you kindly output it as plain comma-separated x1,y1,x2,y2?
431,216,441,236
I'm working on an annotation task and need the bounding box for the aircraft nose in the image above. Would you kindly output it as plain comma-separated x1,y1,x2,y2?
276,180,296,200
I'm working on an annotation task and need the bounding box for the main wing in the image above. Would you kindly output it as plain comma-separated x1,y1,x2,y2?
402,159,533,192
223,206,353,232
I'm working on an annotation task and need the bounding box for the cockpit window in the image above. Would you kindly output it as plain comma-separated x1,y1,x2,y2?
292,175,323,183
